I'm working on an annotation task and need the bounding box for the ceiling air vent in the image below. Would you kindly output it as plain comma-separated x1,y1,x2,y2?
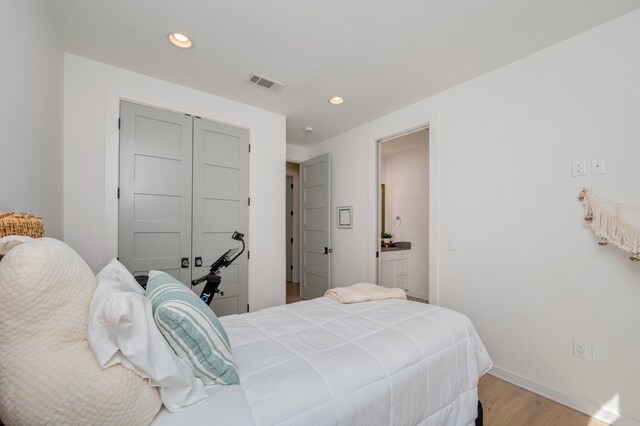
247,74,285,92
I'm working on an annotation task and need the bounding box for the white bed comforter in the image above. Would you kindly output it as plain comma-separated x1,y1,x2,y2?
153,297,492,426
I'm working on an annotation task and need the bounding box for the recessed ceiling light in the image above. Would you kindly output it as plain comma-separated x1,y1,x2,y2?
304,126,314,132
168,32,193,49
329,96,344,105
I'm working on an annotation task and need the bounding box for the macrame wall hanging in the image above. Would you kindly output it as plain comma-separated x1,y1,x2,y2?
579,188,640,262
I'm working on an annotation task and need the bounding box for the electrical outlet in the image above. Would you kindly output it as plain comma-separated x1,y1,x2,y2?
573,340,587,359
572,160,586,177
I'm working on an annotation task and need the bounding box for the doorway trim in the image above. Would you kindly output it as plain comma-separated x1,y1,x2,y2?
285,161,302,302
285,175,294,282
371,118,439,305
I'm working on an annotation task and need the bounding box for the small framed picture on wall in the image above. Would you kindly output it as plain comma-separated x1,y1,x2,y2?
337,206,353,229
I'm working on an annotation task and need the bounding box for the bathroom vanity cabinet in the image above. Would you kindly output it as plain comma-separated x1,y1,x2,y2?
379,244,411,290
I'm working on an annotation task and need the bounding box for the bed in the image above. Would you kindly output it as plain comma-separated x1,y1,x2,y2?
0,236,489,425
152,296,492,426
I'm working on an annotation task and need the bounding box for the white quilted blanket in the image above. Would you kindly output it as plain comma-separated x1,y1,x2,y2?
153,297,492,426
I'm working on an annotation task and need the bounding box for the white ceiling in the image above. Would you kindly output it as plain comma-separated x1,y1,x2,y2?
49,0,640,146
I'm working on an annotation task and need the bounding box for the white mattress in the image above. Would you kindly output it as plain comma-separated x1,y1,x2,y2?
152,297,492,426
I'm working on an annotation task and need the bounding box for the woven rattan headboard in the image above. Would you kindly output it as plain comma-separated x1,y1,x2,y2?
0,212,45,238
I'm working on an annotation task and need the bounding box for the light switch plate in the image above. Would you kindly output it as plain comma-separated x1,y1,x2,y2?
448,239,457,251
591,158,605,175
592,345,609,365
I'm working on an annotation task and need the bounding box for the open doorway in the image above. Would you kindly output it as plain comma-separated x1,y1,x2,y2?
285,162,302,303
378,128,429,302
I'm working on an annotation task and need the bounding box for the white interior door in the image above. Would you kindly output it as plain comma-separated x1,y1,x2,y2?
300,153,331,300
118,101,193,283
192,117,249,315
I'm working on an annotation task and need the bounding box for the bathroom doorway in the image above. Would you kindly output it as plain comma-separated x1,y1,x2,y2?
378,128,429,301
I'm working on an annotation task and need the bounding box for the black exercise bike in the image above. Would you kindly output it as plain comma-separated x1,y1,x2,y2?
191,231,245,305
136,231,245,306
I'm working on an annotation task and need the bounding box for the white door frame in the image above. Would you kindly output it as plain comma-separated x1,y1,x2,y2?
376,125,428,294
371,119,439,305
285,160,303,293
285,175,293,282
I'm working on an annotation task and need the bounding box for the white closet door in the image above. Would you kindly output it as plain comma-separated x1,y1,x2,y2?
192,118,249,315
118,101,193,283
300,153,331,300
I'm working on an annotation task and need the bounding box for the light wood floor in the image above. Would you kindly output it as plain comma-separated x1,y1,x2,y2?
286,281,302,304
479,374,608,426
285,283,606,425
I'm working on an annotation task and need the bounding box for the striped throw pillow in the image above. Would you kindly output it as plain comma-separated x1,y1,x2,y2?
146,271,240,385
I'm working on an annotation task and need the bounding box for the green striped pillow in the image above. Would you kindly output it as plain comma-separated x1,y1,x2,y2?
146,271,240,385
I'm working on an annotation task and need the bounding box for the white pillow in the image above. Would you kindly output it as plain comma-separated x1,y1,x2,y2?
88,259,208,412
0,235,33,256
0,238,161,425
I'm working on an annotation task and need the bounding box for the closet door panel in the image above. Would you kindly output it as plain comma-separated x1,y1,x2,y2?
192,118,249,315
118,101,193,284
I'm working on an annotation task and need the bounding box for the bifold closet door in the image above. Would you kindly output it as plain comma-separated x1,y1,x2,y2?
118,101,193,284
191,118,249,315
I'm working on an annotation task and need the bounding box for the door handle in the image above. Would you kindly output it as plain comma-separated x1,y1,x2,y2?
324,247,333,254
181,257,189,268
195,257,203,267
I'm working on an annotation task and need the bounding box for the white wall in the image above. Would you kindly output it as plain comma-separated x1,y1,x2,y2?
286,162,301,283
382,143,429,299
308,10,640,425
0,0,63,238
64,54,286,311
286,143,308,163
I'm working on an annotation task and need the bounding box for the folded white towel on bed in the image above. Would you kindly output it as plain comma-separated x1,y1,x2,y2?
324,283,407,303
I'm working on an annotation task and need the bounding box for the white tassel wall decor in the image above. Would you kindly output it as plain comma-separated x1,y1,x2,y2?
579,188,640,262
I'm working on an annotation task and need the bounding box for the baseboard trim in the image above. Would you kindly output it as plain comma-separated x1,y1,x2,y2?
489,366,639,426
